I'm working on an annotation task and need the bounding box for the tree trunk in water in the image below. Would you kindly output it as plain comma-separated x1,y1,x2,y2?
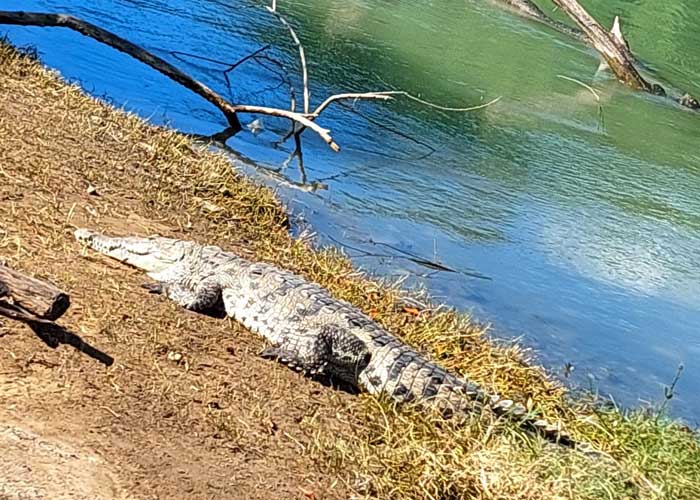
497,0,699,109
550,0,652,92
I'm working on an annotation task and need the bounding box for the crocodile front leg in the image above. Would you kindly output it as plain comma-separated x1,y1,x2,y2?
149,276,223,313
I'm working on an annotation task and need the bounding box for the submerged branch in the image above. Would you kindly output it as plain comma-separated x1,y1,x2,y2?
557,74,605,130
0,11,351,148
313,91,501,116
557,74,600,102
0,8,508,159
312,92,395,116
230,103,339,151
498,0,586,41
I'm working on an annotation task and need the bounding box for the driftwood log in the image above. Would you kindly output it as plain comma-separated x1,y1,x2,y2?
511,0,699,109
0,264,70,320
0,302,57,324
554,0,697,108
499,0,587,41
551,0,652,92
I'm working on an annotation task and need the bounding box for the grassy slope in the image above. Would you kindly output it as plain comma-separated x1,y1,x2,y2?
1,40,698,499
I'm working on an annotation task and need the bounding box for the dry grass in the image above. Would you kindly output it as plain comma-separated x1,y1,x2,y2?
1,40,698,499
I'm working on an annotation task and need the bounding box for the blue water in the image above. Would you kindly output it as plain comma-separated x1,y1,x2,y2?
3,0,699,420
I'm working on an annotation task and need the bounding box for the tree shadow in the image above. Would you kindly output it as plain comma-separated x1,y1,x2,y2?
310,373,361,395
0,301,114,367
28,321,114,367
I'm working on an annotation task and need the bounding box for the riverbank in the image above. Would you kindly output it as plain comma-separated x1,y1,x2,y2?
0,40,698,499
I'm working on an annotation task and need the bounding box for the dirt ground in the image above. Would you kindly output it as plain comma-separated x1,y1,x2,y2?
4,37,700,500
0,46,357,500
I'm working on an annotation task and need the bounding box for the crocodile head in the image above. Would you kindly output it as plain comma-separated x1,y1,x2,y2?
74,228,194,274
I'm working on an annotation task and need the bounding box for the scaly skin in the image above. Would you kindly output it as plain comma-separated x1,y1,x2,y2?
75,228,576,447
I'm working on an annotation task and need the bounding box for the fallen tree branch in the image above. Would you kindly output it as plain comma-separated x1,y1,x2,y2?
557,74,600,102
302,91,500,147
230,104,339,151
557,74,605,130
311,91,501,116
0,11,243,131
312,92,395,116
398,93,502,112
494,0,699,110
550,0,652,92
499,0,586,41
0,301,56,325
548,1,698,109
0,8,501,156
0,11,349,147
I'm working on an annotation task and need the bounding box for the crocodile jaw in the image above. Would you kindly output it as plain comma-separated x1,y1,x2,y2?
74,228,187,273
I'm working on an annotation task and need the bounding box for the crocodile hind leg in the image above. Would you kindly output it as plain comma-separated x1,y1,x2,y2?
260,325,371,386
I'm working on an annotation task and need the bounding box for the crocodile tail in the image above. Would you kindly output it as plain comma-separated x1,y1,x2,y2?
489,395,576,448
395,362,578,447
360,345,577,448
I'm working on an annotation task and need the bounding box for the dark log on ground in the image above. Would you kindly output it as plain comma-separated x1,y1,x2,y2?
0,11,242,131
0,264,70,320
0,301,56,324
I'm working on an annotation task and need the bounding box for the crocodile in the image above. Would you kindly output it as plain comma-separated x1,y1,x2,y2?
75,228,577,447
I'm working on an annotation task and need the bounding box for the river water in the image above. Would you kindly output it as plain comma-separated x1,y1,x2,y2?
3,0,699,420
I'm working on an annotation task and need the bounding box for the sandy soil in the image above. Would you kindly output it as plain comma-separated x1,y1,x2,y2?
0,45,353,500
